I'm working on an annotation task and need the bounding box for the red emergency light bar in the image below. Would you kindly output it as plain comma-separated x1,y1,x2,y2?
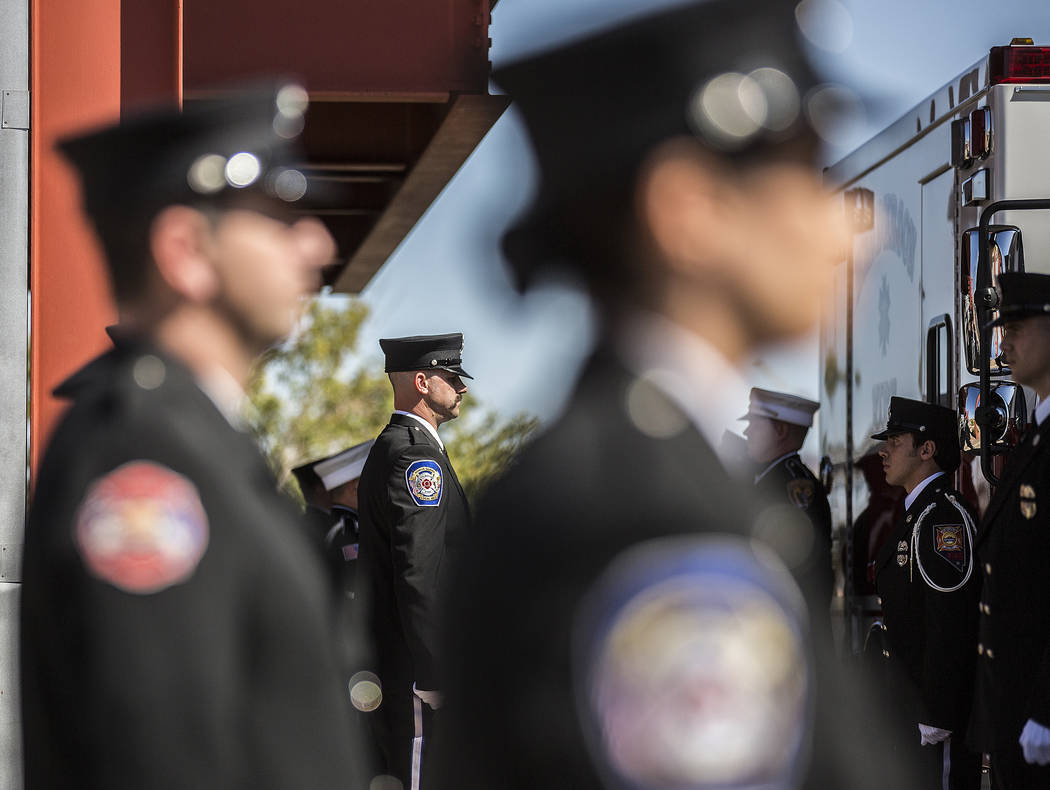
989,45,1050,84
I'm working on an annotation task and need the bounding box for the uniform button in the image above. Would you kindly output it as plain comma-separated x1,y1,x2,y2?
987,648,995,659
985,563,992,575
882,649,890,658
978,643,984,655
877,597,883,606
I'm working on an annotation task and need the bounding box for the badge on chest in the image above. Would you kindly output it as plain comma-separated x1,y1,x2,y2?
1020,483,1037,520
896,539,908,567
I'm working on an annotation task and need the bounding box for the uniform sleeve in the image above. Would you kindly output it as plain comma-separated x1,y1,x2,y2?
388,443,449,690
1028,466,1050,726
67,460,240,788
916,497,979,729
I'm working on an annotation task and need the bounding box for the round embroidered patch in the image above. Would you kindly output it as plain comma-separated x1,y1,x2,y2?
74,460,210,594
574,537,810,788
406,459,442,507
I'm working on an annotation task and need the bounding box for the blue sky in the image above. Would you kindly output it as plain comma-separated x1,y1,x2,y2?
348,0,1050,432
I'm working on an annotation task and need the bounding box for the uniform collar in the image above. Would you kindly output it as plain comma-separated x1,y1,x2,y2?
196,363,249,431
1035,395,1050,427
393,409,444,450
904,470,944,512
617,310,750,472
754,451,799,484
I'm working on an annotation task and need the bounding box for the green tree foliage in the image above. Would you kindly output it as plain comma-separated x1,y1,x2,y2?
247,296,538,505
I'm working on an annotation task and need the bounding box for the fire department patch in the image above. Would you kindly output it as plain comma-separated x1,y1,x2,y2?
574,537,809,788
1020,484,1037,520
74,461,209,594
406,459,442,507
786,479,815,510
934,525,965,572
896,539,908,567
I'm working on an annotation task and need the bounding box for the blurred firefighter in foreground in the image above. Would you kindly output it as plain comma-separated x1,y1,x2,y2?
20,86,368,788
970,272,1050,789
870,397,981,789
433,1,919,788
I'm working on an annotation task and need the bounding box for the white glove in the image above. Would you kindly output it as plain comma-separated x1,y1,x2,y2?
1020,719,1050,765
918,723,951,745
412,683,443,710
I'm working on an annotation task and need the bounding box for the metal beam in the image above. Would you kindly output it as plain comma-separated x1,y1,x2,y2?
2,0,29,782
333,92,509,293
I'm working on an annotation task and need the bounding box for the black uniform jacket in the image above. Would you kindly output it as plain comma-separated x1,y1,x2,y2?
433,347,921,790
755,452,834,610
874,475,979,732
20,337,361,789
303,503,361,600
972,417,1050,749
357,413,470,727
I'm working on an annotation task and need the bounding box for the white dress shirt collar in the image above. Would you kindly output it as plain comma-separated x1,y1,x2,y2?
1035,395,1050,427
905,471,945,512
394,410,444,450
755,451,799,484
196,364,249,431
617,310,750,471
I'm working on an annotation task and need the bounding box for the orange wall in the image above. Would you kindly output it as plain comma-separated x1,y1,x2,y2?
30,0,182,474
30,0,122,472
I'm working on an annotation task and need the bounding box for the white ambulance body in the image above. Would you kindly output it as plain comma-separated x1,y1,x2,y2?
820,42,1050,650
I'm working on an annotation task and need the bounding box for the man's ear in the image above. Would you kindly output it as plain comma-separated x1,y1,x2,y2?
413,371,429,396
149,205,220,302
772,420,791,441
637,138,732,278
920,439,938,461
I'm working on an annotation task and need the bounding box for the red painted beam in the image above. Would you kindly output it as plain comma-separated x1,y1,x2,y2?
183,0,491,94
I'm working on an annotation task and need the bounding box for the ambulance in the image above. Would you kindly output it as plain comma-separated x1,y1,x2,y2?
819,41,1050,650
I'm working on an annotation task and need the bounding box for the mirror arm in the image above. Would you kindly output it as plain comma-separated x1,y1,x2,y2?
976,199,1050,487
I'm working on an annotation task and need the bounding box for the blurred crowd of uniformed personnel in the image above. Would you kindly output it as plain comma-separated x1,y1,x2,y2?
19,1,1050,789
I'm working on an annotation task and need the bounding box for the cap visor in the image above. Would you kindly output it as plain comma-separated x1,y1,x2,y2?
440,365,473,380
870,429,904,441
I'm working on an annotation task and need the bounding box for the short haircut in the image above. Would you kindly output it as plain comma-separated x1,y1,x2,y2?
909,432,961,475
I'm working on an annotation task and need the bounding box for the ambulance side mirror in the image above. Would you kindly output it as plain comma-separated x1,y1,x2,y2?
958,382,1027,455
960,226,1024,375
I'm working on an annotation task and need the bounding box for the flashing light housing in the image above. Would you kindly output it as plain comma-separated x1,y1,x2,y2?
970,108,991,159
989,45,1050,85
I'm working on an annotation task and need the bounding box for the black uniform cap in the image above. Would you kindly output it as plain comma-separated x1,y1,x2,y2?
989,272,1050,327
493,0,842,290
380,333,472,380
57,81,318,225
871,397,957,444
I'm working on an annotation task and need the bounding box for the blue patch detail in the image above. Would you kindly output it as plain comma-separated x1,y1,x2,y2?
406,459,443,507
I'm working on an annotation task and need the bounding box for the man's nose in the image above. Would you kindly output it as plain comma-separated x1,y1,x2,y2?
293,217,336,270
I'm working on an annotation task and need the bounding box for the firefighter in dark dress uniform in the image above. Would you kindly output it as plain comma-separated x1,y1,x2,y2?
357,334,472,790
870,397,982,789
293,439,374,602
20,85,367,788
970,272,1050,789
432,2,920,788
742,388,834,613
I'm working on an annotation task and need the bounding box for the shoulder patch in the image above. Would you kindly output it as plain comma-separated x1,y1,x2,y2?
933,524,965,572
786,478,815,509
74,461,209,594
574,537,810,788
405,459,443,507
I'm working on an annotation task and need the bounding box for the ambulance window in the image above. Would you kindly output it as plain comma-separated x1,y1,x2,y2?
925,314,952,408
